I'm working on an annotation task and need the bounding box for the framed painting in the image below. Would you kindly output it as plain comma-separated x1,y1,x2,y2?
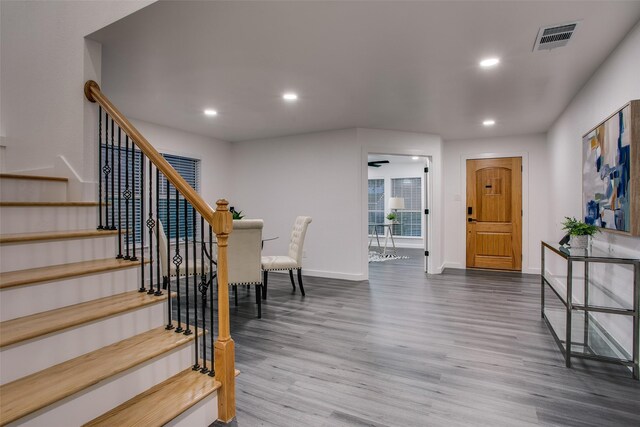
582,100,640,236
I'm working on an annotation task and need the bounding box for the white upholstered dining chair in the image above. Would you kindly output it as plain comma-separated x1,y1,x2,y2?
227,219,264,318
158,220,211,289
261,216,312,299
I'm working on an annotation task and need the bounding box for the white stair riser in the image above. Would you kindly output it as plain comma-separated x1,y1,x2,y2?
0,179,67,202
0,267,141,321
0,274,163,322
0,302,169,384
0,237,117,272
6,344,195,427
166,392,218,427
0,206,97,233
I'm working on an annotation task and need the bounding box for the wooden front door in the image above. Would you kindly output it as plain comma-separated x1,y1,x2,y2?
466,157,522,271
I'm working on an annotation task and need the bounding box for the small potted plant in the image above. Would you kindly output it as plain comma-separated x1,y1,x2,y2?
229,206,244,220
386,212,397,223
561,217,599,249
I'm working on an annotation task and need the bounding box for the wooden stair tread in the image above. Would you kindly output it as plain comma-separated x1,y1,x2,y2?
0,173,68,182
0,201,99,207
0,325,200,426
0,258,143,289
0,229,118,244
84,367,221,426
0,290,172,348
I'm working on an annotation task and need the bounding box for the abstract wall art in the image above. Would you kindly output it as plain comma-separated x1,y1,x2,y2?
582,100,640,236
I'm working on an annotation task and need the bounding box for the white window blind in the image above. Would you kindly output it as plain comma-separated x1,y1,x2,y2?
102,147,200,242
368,179,385,228
158,153,201,239
391,177,421,237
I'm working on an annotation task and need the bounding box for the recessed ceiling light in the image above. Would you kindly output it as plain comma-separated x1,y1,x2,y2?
479,57,500,68
411,156,420,160
483,119,496,126
204,109,218,117
282,92,298,101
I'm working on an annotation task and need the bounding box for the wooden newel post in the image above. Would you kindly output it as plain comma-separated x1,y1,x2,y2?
212,199,235,422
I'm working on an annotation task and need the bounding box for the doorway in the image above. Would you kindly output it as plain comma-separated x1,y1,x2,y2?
367,154,430,273
466,157,522,271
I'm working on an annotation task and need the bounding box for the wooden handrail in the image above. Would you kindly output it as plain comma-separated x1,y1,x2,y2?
84,80,215,226
85,80,235,421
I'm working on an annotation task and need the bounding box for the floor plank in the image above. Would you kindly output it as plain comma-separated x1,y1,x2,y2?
206,248,640,426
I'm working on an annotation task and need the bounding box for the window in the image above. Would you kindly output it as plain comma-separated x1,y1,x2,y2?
368,179,385,228
101,146,200,242
391,177,421,237
158,154,201,239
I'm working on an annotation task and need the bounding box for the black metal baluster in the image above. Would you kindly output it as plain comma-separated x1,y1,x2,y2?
208,224,215,376
200,216,208,374
166,182,174,330
139,155,146,292
116,128,123,258
110,119,116,230
174,188,183,334
155,168,162,296
124,135,131,259
130,143,138,262
184,199,192,335
192,208,199,370
97,106,103,230
104,115,110,229
147,159,155,295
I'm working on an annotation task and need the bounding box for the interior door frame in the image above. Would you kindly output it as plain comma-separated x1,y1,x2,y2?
460,152,532,273
364,151,434,275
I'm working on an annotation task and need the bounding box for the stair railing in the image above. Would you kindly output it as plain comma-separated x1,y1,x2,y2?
84,80,236,422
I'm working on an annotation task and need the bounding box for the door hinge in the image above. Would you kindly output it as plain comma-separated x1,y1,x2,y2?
425,250,430,256
424,209,429,215
521,209,523,216
424,167,429,173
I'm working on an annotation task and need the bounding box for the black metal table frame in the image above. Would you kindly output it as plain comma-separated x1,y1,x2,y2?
541,241,639,380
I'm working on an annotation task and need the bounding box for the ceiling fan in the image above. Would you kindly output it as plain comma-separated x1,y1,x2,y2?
368,160,389,168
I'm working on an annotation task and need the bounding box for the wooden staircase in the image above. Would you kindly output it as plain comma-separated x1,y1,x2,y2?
0,174,223,426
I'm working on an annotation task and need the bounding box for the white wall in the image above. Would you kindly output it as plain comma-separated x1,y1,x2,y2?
368,160,426,249
547,22,640,357
230,127,443,281
442,134,549,274
0,0,154,183
130,119,232,205
230,129,362,280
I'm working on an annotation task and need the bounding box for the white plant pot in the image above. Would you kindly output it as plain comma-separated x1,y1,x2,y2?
569,235,589,249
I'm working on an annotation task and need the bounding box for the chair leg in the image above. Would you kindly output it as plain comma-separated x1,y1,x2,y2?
289,269,296,292
256,284,262,318
162,276,168,290
297,268,306,296
262,271,268,300
234,285,238,307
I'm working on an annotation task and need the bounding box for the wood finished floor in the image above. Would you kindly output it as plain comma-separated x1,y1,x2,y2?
205,248,640,426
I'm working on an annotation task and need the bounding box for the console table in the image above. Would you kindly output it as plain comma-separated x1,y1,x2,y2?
368,223,398,256
541,241,639,379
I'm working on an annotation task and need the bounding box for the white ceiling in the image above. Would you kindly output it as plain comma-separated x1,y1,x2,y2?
90,1,640,143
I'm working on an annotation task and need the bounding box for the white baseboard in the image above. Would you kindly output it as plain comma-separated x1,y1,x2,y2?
441,262,539,275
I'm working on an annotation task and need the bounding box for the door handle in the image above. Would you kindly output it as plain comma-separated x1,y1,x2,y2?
467,218,477,223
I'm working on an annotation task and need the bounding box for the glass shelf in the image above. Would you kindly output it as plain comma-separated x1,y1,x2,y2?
544,307,632,362
542,274,633,313
542,241,640,264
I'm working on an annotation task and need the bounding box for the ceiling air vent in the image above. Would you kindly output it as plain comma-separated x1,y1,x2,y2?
533,21,580,51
